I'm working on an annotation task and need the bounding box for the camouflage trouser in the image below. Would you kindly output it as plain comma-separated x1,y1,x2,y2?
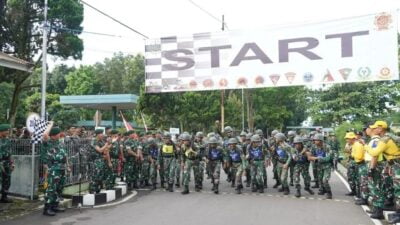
251,160,264,186
317,163,332,192
175,158,182,183
333,151,339,170
272,157,278,180
44,168,65,204
357,163,369,200
150,159,158,185
124,160,137,184
1,161,12,194
183,159,200,186
312,162,318,181
277,162,289,188
294,163,311,189
233,162,244,186
289,161,295,184
140,158,150,183
198,160,205,183
370,163,385,208
162,157,176,185
373,161,399,209
347,160,357,191
89,159,105,193
159,160,165,184
208,160,221,184
104,159,118,189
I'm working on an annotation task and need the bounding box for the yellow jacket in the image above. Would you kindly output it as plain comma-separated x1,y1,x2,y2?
364,136,383,161
351,141,365,163
367,135,400,160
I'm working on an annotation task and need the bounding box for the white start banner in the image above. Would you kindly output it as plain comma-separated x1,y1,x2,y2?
144,12,398,93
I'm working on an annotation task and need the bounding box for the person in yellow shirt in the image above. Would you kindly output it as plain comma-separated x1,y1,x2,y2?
345,132,364,202
366,120,400,221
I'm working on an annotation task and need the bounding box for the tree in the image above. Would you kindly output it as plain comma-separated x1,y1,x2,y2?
47,64,75,94
0,0,84,126
65,65,97,95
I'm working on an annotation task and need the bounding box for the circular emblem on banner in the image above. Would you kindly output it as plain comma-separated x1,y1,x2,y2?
219,78,228,87
379,67,391,79
203,79,214,88
374,12,392,31
26,113,40,133
189,80,197,89
237,77,248,86
255,76,264,85
357,67,371,80
303,72,314,83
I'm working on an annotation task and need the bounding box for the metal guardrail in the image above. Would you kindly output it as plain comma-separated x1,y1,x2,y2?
10,138,93,187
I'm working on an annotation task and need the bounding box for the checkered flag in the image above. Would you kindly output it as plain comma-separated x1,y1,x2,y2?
31,119,50,144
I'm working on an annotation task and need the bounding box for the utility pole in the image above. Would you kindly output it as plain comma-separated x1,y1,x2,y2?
220,15,225,131
41,0,48,119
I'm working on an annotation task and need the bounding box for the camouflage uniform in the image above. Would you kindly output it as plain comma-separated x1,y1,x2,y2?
147,143,159,188
193,138,206,189
344,143,357,195
227,144,245,188
124,138,141,188
105,140,120,189
248,135,269,193
0,136,12,201
140,143,151,186
89,138,106,193
182,144,201,190
41,138,67,213
292,137,314,197
311,143,333,198
275,141,293,194
327,135,340,170
159,141,177,189
206,138,224,194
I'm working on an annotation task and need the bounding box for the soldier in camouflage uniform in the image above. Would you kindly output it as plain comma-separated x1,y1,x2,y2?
206,137,224,194
181,133,201,194
247,135,269,193
89,129,112,193
274,133,293,195
105,130,124,190
140,134,151,188
243,133,252,187
41,127,68,216
159,132,177,192
292,136,314,197
268,130,280,188
175,134,184,187
227,138,247,194
365,121,400,222
147,138,160,190
124,130,141,189
327,132,340,170
309,133,333,199
255,129,269,188
155,131,165,188
287,131,297,187
0,124,13,203
194,132,206,190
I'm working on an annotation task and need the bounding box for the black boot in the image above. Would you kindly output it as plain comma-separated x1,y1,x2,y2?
231,179,236,188
370,208,384,219
318,188,326,195
199,182,203,190
0,193,12,203
152,183,157,190
133,182,138,189
355,198,368,205
145,180,150,187
278,187,284,192
168,183,174,192
264,179,268,188
252,183,257,192
236,184,243,194
176,178,180,188
43,204,56,216
214,184,219,194
140,181,145,188
246,181,251,188
326,190,332,199
283,187,290,195
304,187,315,195
258,185,264,193
161,181,165,189
181,185,189,195
311,182,319,189
273,180,281,188
51,203,65,213
388,212,400,223
195,183,201,192
290,180,294,187
295,188,301,198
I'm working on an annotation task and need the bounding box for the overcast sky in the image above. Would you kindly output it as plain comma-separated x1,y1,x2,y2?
50,0,400,68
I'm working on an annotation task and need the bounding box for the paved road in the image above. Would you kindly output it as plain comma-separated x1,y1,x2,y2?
3,169,376,225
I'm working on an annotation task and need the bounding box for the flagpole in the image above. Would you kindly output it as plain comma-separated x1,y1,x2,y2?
30,143,35,200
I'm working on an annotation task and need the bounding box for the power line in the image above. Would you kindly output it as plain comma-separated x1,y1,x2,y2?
187,0,229,30
54,27,137,39
79,0,149,39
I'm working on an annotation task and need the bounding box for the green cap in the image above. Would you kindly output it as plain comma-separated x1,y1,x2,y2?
94,129,104,135
110,129,119,135
49,127,61,136
0,124,10,132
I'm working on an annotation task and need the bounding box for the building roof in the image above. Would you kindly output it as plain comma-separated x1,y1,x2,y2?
75,120,143,128
60,94,138,110
0,52,33,72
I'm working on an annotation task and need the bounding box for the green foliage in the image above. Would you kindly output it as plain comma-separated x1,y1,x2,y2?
334,121,364,151
65,65,97,95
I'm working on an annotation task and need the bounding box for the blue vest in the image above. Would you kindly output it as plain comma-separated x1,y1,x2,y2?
229,150,241,162
276,147,287,159
150,147,158,159
209,149,222,161
315,149,326,158
250,147,263,160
